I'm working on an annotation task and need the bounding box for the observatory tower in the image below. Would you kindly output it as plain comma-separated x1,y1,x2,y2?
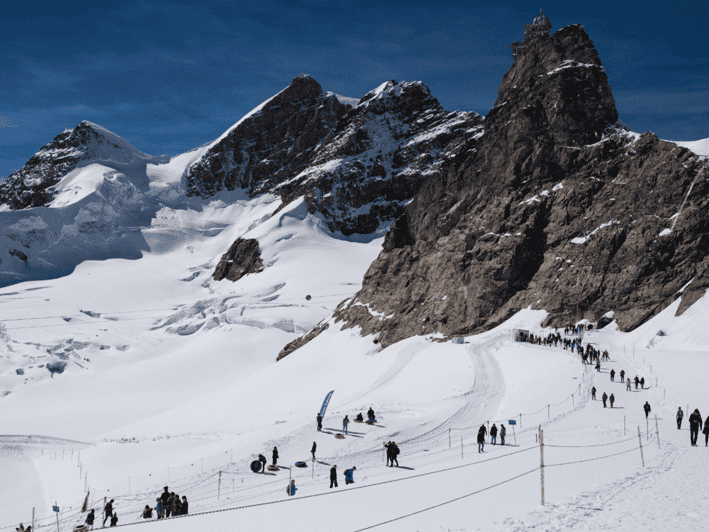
510,9,552,59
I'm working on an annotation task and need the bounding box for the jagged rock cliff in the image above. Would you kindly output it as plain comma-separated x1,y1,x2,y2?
212,238,264,282
317,24,709,350
187,75,482,235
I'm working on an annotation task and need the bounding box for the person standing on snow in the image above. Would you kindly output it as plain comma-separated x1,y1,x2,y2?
644,402,651,419
181,496,188,515
317,413,323,432
591,386,597,400
689,409,703,446
103,499,114,527
384,441,392,466
620,369,625,382
490,424,498,445
109,512,118,528
634,376,640,389
703,416,709,446
500,424,506,445
677,407,684,429
640,377,645,389
609,393,615,408
342,415,349,434
626,379,632,392
329,465,338,488
367,407,376,424
602,392,608,408
85,509,95,529
258,453,267,473
391,442,400,467
477,426,486,453
311,442,317,461
610,369,615,382
286,480,297,496
344,466,356,485
272,446,279,466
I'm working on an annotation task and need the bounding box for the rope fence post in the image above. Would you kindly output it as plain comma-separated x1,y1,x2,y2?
547,405,550,421
461,436,464,461
539,425,545,506
646,418,649,442
449,429,451,450
655,415,660,449
637,427,645,467
520,414,522,430
624,416,626,436
218,471,222,500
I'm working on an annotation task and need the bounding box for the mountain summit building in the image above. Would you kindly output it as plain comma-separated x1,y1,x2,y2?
510,8,552,59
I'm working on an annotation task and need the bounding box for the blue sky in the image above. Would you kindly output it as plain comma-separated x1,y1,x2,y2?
1,0,708,178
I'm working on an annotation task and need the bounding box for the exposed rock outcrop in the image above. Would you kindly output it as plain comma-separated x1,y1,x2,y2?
213,238,264,282
328,24,709,347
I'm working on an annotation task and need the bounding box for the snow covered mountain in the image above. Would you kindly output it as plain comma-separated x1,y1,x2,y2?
0,76,479,286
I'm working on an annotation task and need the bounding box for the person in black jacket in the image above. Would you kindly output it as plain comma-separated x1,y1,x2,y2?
602,392,608,408
676,407,684,429
643,402,651,419
703,417,709,446
591,386,597,400
85,509,95,530
391,443,400,466
272,446,279,466
142,505,152,519
329,465,338,488
490,424,498,445
109,512,118,527
311,442,317,461
689,409,703,446
103,500,114,527
258,454,267,473
181,496,188,515
317,413,323,431
609,393,615,408
160,487,170,507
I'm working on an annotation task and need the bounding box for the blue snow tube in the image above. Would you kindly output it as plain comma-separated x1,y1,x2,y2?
250,460,262,473
295,461,308,468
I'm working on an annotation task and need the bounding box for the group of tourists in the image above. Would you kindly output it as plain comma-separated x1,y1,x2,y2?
476,423,507,452
677,407,709,446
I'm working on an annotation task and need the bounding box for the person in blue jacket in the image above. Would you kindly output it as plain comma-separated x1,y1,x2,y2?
344,466,357,485
287,480,297,496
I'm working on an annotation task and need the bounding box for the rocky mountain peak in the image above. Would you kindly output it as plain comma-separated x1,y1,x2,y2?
487,24,617,149
0,120,149,210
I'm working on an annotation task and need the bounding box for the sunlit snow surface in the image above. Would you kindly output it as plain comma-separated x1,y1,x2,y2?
1,127,709,530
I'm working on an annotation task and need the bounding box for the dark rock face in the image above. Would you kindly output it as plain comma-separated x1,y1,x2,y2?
0,121,145,210
327,24,709,347
277,322,329,361
187,75,482,235
187,75,349,199
213,238,264,282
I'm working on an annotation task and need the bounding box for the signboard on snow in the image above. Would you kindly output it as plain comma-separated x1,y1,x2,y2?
319,390,334,418
53,506,60,513
508,420,517,425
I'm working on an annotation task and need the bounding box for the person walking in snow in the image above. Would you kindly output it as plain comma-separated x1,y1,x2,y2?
342,415,349,434
156,499,164,519
85,509,95,530
591,386,597,400
258,453,267,473
634,376,640,389
384,441,393,466
317,413,323,432
602,392,608,408
286,479,297,496
311,442,317,461
595,361,601,372
391,442,400,467
677,407,684,429
620,370,625,382
103,500,114,527
643,401,651,419
689,409,703,446
703,416,709,446
610,369,615,382
640,377,645,389
609,393,615,408
627,379,632,392
477,426,486,453
490,424,498,445
109,512,118,528
367,407,376,424
479,424,487,439
344,466,356,485
329,465,338,488
272,446,279,466
500,424,506,445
